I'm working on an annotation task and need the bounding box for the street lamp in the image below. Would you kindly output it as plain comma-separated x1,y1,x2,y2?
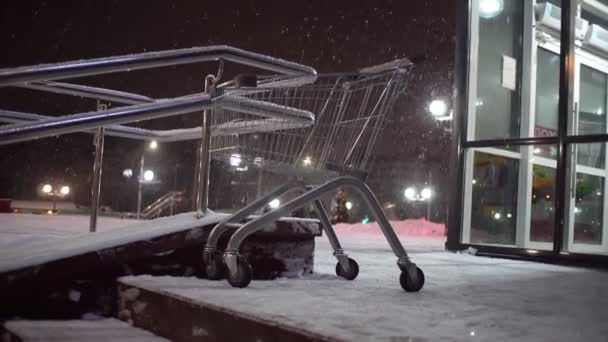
143,170,155,182
122,168,133,178
303,156,312,167
42,184,52,194
429,100,448,117
40,183,70,212
404,187,417,201
268,198,281,209
135,141,159,219
229,153,242,167
479,0,504,19
420,187,432,201
60,185,70,196
345,201,353,210
404,186,433,220
429,98,452,121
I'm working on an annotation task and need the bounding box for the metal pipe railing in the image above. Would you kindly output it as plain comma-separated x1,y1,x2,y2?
0,45,317,87
21,81,155,105
0,94,315,145
0,94,213,145
0,107,313,143
195,76,216,216
90,127,104,232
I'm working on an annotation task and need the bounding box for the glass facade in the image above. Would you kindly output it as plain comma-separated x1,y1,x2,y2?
469,150,519,244
456,0,608,258
473,0,524,140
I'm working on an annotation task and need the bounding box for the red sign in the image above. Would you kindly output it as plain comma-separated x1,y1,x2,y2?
535,125,557,137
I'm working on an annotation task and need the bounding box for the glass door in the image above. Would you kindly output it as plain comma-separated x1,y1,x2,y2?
566,57,608,255
525,43,560,251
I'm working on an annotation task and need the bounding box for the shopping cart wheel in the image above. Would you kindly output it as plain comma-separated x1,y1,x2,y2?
399,266,425,292
227,258,253,288
335,258,359,280
205,256,225,280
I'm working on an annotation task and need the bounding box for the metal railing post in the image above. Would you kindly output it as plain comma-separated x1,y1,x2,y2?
136,154,145,220
195,75,216,216
89,103,105,232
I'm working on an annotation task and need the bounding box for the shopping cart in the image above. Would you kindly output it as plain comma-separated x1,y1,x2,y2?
202,58,425,292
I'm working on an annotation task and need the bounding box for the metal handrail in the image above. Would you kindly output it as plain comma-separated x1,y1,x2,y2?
142,191,176,212
0,94,212,145
0,94,315,145
0,110,310,143
21,81,155,105
0,45,317,87
141,191,183,219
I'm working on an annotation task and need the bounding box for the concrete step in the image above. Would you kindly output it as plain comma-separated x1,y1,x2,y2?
0,214,321,320
1,318,168,341
116,278,339,342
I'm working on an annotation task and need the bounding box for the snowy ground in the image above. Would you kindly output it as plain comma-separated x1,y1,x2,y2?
4,213,608,341
4,318,169,341
122,232,608,342
0,212,224,273
9,200,79,211
0,213,138,250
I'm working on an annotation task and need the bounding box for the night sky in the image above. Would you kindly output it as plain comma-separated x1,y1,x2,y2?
0,1,454,220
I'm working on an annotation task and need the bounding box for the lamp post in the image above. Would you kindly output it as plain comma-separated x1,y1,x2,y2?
429,98,452,122
41,184,70,212
404,186,433,220
126,140,157,220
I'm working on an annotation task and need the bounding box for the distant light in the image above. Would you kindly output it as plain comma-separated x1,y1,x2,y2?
527,249,540,254
361,216,370,224
545,194,551,200
479,0,504,19
42,184,52,194
574,207,581,214
345,201,353,210
470,331,476,337
123,168,133,178
493,212,501,220
143,170,155,182
229,153,242,167
236,166,248,172
475,99,484,107
149,140,158,150
533,147,542,154
303,156,312,167
268,198,281,209
420,187,432,200
596,108,604,115
507,213,512,218
472,179,477,185
47,210,54,215
404,187,417,201
597,191,602,196
429,99,448,117
60,186,70,196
